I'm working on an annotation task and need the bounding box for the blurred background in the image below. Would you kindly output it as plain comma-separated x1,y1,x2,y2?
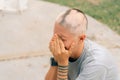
45,0,120,35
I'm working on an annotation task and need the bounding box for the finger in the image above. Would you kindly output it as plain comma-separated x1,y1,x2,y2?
53,41,56,56
59,38,65,52
52,35,58,55
56,35,61,54
49,42,51,52
49,41,54,52
51,34,56,41
53,38,56,54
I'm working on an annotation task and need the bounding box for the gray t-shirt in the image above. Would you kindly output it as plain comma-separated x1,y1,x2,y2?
68,39,119,80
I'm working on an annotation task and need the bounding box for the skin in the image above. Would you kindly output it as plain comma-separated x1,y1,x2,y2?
45,22,86,80
53,23,86,59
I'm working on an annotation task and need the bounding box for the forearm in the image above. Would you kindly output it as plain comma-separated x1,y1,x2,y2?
57,65,68,80
48,34,71,80
45,66,58,80
57,61,69,80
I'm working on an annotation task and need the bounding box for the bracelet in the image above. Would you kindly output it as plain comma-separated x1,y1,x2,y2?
57,65,68,80
58,65,68,70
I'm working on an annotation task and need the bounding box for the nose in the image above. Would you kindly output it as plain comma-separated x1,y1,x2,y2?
65,47,68,50
65,46,70,50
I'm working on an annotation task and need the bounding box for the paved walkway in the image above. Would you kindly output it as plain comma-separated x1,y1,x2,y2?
0,0,119,80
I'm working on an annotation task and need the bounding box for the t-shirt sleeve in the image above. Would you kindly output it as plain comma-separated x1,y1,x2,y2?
76,65,107,80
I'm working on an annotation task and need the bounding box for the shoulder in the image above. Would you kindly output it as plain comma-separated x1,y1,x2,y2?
83,39,117,68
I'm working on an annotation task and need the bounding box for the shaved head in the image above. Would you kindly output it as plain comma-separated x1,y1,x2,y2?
55,9,88,36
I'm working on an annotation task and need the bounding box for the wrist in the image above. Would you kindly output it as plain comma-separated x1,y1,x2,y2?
58,60,69,66
57,64,68,80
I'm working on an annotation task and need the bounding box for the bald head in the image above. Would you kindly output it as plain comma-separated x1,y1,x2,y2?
55,9,88,36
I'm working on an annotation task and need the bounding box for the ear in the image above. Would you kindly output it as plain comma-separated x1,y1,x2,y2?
79,34,86,42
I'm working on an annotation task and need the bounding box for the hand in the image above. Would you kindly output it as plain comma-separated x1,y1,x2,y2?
49,34,74,66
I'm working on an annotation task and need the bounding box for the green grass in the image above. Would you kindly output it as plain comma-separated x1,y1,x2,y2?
45,0,120,35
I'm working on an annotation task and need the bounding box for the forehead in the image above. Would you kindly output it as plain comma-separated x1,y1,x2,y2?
54,23,73,38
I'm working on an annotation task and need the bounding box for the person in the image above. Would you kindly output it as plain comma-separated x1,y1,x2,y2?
45,8,119,80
